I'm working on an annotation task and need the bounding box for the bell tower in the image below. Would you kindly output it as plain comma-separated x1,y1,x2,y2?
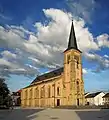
63,21,85,106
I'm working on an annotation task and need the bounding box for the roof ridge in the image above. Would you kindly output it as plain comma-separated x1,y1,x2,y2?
31,67,63,84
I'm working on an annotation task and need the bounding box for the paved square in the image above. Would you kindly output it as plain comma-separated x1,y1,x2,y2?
0,108,109,120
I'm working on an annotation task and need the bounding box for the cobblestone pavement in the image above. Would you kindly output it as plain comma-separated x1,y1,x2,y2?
0,108,109,120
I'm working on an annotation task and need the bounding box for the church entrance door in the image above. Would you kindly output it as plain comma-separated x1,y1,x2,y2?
77,99,79,106
57,99,60,106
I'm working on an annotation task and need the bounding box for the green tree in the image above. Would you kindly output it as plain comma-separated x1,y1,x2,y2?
0,78,10,106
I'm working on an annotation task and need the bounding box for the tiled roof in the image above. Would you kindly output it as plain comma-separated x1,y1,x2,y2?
85,92,102,98
103,93,109,98
31,67,63,84
22,67,63,89
17,89,22,93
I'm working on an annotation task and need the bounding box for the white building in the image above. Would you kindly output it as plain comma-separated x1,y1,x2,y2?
85,92,105,106
102,93,109,105
85,92,90,97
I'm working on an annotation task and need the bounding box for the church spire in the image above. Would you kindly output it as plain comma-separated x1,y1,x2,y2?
68,20,78,49
64,20,81,52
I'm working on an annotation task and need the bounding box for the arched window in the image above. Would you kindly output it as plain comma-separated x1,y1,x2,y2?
43,86,45,98
35,88,36,98
35,87,39,98
40,88,42,98
67,55,70,64
52,84,55,97
77,81,79,85
48,86,50,98
25,90,27,99
77,61,79,69
41,86,45,98
74,55,79,69
30,89,32,98
77,81,79,93
37,88,39,98
57,87,60,96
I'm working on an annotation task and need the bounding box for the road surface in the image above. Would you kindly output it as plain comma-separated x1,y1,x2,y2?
0,108,109,120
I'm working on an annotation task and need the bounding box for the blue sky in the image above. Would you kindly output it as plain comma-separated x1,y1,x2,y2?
0,0,109,92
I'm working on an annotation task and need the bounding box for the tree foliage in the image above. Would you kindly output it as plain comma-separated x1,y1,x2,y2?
0,78,10,105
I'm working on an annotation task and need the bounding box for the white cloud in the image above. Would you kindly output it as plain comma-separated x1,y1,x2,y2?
0,25,25,48
0,50,39,77
0,58,12,66
104,55,109,58
97,34,109,48
83,68,88,74
66,0,98,23
84,52,109,72
1,51,16,59
0,8,108,78
84,52,100,61
26,64,38,70
74,20,99,52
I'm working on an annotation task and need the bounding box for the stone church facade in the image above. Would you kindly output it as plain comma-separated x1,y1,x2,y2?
21,21,85,107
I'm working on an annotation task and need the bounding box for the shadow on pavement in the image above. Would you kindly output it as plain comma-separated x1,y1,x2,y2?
0,108,44,120
75,109,109,120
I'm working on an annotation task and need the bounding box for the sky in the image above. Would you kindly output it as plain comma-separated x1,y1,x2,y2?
0,0,109,92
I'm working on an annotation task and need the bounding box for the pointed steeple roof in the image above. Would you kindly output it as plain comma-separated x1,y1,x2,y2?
64,20,81,52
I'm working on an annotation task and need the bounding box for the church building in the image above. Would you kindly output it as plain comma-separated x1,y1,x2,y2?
21,21,85,107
